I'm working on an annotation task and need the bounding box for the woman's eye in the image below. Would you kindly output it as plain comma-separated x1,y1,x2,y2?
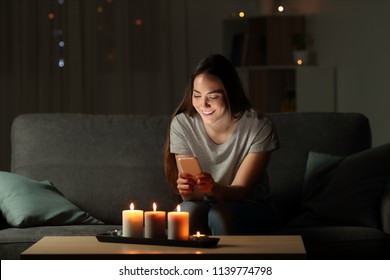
209,95,219,99
193,95,201,98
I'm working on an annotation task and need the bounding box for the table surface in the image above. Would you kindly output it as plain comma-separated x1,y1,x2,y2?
21,235,306,259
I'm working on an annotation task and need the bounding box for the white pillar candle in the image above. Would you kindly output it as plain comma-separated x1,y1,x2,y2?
122,203,144,238
144,202,166,239
167,205,189,240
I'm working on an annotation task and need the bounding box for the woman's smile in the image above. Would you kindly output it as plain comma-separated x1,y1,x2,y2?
202,110,215,116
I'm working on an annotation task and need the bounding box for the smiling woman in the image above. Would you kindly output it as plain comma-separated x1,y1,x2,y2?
191,74,234,141
163,54,282,235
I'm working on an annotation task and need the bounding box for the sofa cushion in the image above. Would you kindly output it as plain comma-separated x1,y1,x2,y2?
278,226,390,259
288,143,390,228
0,171,103,227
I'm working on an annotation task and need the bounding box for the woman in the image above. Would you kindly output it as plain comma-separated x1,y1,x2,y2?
164,54,281,235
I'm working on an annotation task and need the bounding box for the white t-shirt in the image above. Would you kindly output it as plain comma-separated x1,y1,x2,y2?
170,109,279,198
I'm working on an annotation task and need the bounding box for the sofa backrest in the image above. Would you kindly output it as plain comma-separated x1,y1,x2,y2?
11,112,371,225
267,112,371,222
11,114,179,224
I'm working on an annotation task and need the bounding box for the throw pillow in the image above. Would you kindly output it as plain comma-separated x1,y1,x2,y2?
0,171,103,227
289,143,390,228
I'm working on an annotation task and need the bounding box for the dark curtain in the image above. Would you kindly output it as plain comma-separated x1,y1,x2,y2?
0,0,179,171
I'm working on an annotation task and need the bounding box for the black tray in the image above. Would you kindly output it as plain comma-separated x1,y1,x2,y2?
96,232,219,248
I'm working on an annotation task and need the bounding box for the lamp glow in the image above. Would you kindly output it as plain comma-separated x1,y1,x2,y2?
58,59,65,68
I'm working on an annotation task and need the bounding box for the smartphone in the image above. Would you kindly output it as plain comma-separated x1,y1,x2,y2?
177,157,202,177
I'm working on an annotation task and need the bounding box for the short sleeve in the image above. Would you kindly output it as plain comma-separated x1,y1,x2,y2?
249,118,279,153
170,116,193,155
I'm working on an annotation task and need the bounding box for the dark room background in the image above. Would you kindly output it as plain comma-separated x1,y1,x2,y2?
1,0,390,171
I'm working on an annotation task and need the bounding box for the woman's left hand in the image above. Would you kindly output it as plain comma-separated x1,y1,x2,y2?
195,173,214,196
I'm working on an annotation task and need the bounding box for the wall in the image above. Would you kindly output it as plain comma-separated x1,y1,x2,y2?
311,0,390,146
282,0,390,146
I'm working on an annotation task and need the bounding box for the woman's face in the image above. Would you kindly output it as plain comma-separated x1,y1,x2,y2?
192,74,229,126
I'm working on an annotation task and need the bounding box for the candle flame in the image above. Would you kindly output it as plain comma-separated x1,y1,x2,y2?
177,204,181,212
130,203,134,210
153,202,157,211
196,231,200,237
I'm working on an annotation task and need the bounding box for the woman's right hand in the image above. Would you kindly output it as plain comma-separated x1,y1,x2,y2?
176,172,196,197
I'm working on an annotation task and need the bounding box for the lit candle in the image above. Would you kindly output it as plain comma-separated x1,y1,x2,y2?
190,231,209,241
144,202,166,239
122,203,144,238
167,205,189,240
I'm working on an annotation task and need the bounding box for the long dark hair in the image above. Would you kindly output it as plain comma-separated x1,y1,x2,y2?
164,54,251,192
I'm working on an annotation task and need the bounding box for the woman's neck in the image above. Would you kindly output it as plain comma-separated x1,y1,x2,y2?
204,116,238,145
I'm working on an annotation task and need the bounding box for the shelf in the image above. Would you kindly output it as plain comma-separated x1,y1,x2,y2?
224,15,335,113
237,66,336,113
223,15,306,66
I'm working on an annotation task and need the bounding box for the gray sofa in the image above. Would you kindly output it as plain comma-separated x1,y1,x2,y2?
0,112,389,259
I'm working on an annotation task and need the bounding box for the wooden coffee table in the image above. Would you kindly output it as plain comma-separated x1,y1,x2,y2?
21,235,306,259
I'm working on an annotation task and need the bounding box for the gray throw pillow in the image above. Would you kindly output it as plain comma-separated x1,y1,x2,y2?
289,143,390,228
0,171,103,227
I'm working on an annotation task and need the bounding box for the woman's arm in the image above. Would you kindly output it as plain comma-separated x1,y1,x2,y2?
176,151,272,201
197,151,272,201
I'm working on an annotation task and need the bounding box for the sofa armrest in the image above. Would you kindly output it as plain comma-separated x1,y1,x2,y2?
381,182,390,234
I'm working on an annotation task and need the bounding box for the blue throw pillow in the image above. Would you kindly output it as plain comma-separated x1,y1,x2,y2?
0,171,103,227
288,143,390,228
